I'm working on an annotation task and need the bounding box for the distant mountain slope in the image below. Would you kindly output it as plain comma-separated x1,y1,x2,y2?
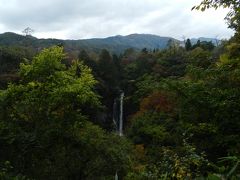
62,33,179,54
0,32,178,54
0,32,64,48
0,32,219,54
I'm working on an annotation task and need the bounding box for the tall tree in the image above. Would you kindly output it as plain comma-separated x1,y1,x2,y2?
22,27,34,36
185,39,192,51
78,49,97,72
98,49,118,87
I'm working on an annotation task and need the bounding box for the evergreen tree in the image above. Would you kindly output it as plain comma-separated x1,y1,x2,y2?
185,38,192,51
98,49,118,86
78,49,97,72
141,48,148,54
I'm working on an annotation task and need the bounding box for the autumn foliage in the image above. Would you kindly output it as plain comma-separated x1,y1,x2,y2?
139,91,175,114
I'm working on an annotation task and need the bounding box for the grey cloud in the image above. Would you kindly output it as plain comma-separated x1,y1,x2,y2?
0,0,234,39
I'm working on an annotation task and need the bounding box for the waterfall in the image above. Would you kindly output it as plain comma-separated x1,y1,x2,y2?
113,91,124,180
115,172,118,180
119,91,124,136
112,91,124,136
113,98,117,130
113,91,124,179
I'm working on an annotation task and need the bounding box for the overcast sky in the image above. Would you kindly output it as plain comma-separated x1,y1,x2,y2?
0,0,234,40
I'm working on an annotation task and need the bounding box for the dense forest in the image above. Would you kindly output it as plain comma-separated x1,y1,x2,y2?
0,0,240,179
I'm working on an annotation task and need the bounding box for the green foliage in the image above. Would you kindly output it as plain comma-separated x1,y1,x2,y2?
0,161,30,180
191,41,215,51
218,156,240,179
153,141,209,179
0,3,240,177
186,47,213,68
126,138,210,179
128,112,174,146
156,46,187,77
78,50,98,73
0,46,35,89
19,46,66,81
0,46,133,179
98,49,118,87
125,29,240,178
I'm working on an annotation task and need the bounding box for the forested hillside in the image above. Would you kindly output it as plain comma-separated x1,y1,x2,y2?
0,32,218,55
0,0,239,179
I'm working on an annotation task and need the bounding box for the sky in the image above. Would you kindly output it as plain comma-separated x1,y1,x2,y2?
0,0,235,40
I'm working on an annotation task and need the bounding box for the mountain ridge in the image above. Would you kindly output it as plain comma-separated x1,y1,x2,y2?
0,32,218,54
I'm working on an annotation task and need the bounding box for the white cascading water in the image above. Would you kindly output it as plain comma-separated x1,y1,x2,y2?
114,91,124,180
113,98,117,130
119,91,124,136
